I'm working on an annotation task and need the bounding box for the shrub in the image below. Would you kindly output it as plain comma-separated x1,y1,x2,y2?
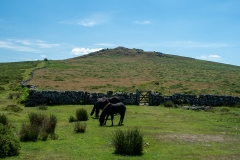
0,86,5,91
112,128,143,155
0,114,9,126
42,114,57,135
69,115,77,122
19,123,40,142
74,121,86,133
164,100,174,108
76,108,88,121
28,112,46,126
38,104,48,110
39,131,48,141
4,105,23,112
49,133,59,140
17,87,29,104
0,124,21,158
8,93,14,99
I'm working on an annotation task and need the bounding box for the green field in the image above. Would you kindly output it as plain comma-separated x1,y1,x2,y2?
1,104,240,160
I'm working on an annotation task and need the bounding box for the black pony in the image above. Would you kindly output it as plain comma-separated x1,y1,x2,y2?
99,102,126,126
90,97,120,118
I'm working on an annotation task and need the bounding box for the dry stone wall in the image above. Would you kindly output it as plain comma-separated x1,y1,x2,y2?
25,89,240,107
150,93,240,106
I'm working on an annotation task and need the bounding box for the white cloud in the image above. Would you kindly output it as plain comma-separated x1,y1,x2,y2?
0,40,38,52
208,55,220,59
78,19,97,27
41,55,47,58
134,20,151,25
0,39,60,52
197,54,221,61
71,48,103,56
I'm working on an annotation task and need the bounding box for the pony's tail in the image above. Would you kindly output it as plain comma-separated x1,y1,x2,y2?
99,105,108,125
121,106,126,124
90,103,96,116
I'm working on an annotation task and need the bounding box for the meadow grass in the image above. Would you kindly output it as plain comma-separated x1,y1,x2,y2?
1,104,240,160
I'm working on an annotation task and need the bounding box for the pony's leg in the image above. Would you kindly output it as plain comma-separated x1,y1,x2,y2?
104,114,108,125
119,108,126,125
96,108,99,118
111,114,114,126
118,115,122,125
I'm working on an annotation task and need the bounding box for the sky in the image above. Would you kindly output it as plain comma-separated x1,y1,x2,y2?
0,0,240,66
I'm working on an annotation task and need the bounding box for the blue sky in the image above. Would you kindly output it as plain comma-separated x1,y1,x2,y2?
0,0,239,66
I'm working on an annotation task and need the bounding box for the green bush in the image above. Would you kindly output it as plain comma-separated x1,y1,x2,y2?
17,87,29,104
28,112,46,126
112,128,143,155
42,114,57,135
0,114,9,126
74,121,86,133
19,123,40,142
69,115,77,122
4,105,23,112
164,100,174,108
0,86,5,91
38,104,48,110
0,124,21,158
76,108,88,121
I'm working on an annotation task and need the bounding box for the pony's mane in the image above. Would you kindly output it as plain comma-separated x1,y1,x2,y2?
99,103,111,121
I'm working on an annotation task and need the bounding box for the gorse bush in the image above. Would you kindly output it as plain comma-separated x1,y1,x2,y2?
112,128,143,155
74,121,86,133
0,124,21,158
76,108,88,121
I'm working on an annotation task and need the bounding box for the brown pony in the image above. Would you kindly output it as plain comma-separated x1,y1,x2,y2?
99,102,126,126
90,97,120,118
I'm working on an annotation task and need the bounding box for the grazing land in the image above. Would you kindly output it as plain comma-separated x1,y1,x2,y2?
1,104,240,160
0,47,240,159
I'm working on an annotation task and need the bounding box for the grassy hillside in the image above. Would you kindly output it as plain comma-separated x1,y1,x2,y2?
20,47,240,97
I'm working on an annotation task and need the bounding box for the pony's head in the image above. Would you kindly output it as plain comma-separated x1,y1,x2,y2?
99,103,111,126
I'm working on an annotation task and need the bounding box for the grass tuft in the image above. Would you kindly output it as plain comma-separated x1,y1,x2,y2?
76,108,88,121
74,121,86,133
112,128,143,156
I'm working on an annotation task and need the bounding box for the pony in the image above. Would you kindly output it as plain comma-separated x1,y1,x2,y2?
90,97,120,118
99,102,126,126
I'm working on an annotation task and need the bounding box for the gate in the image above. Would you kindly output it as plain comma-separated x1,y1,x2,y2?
136,90,151,105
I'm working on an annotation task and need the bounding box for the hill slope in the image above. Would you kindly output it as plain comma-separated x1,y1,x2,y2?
19,47,240,96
